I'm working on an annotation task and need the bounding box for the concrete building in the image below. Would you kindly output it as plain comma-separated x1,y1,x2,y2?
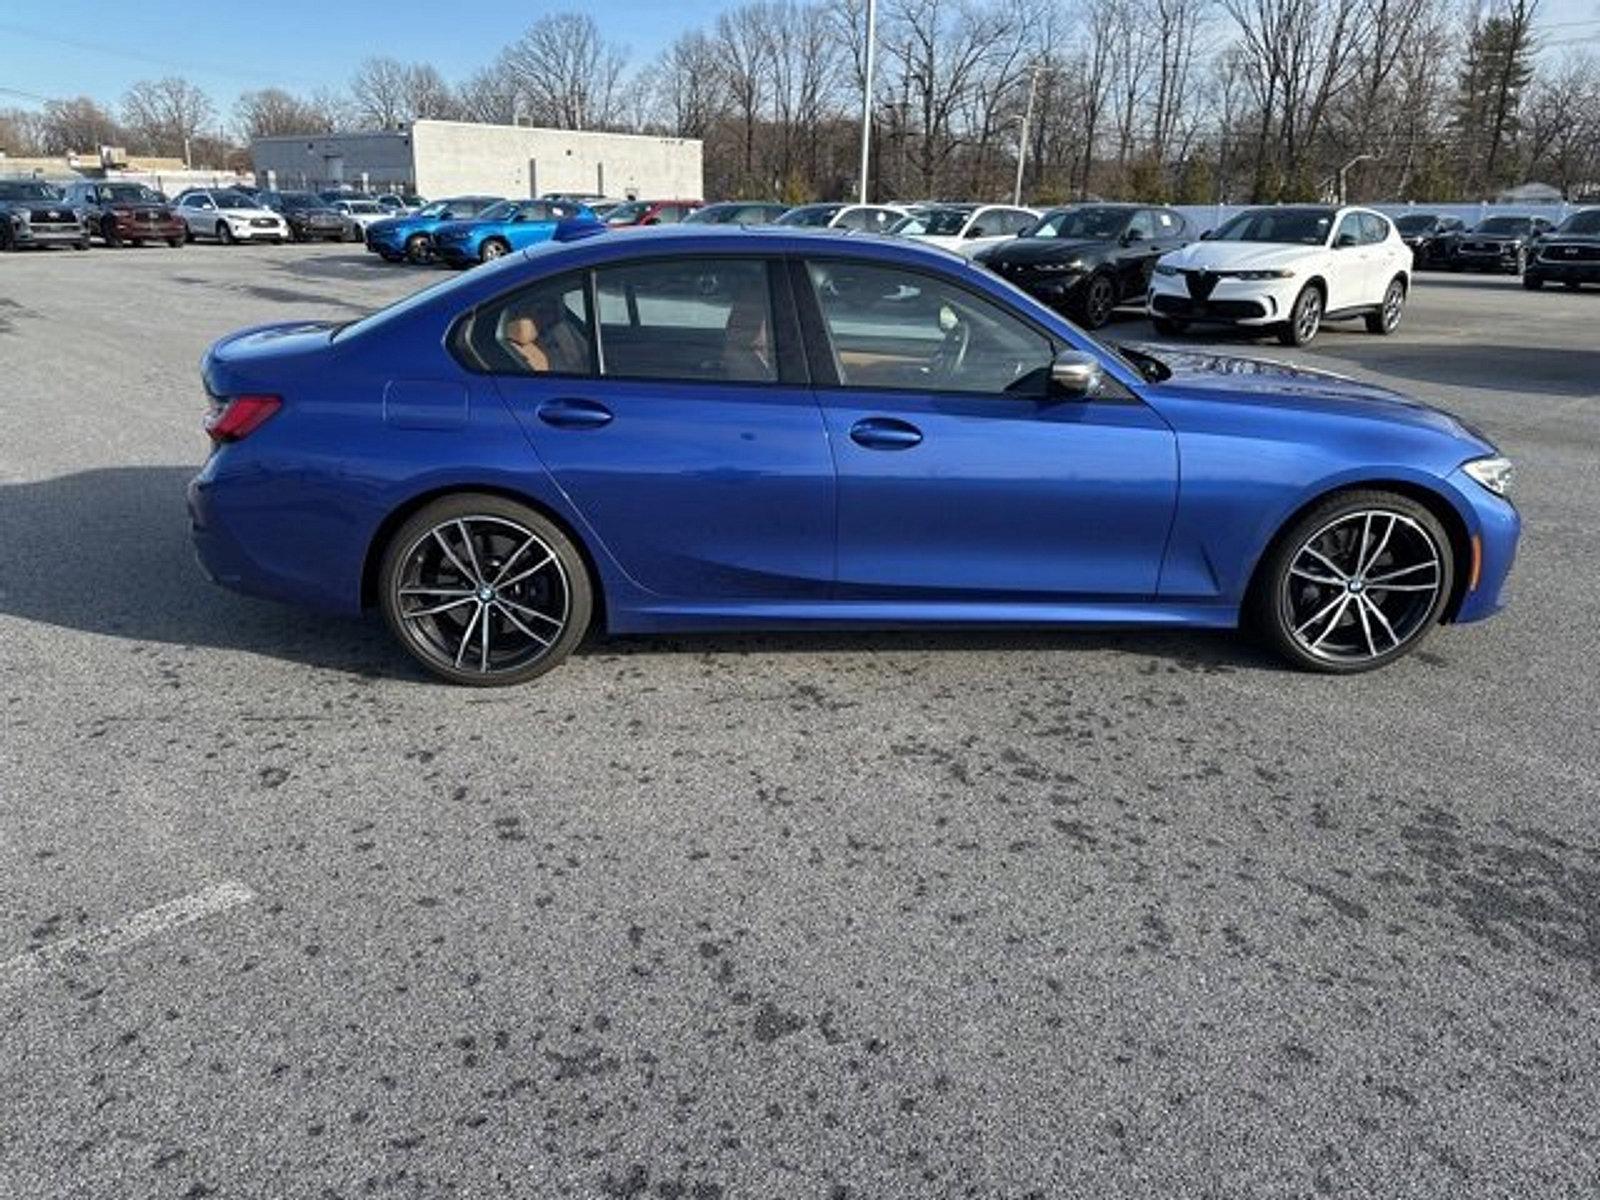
250,120,703,201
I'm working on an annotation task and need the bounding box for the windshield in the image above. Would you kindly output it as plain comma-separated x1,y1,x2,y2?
1556,209,1600,235
214,192,257,210
683,204,736,224
775,204,841,227
278,194,323,210
1212,207,1336,245
415,201,451,217
1394,214,1437,233
1027,207,1130,240
474,201,517,221
344,201,381,213
899,207,974,236
0,181,63,202
605,201,650,224
104,184,163,203
1474,216,1533,234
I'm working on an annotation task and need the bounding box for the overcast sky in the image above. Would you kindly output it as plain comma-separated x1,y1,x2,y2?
3,0,1598,131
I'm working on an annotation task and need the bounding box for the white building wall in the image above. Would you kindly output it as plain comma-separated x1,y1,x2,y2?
249,132,415,192
410,121,702,201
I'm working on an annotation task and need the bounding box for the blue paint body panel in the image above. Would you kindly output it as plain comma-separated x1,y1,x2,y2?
188,227,1520,644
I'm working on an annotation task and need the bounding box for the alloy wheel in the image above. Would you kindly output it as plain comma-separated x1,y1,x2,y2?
1382,281,1404,330
1294,288,1322,343
393,515,571,677
1083,276,1115,328
1281,509,1444,664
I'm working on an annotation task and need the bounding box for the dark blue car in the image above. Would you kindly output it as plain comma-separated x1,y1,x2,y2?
431,199,603,267
365,195,503,264
189,227,1519,685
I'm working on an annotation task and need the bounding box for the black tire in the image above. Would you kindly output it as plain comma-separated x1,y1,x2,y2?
1278,283,1324,346
216,222,234,245
1073,272,1117,330
379,250,403,262
478,237,511,264
405,233,431,264
1511,248,1526,275
1563,281,1581,291
1523,274,1544,290
101,216,121,247
184,225,194,243
1249,489,1454,674
1365,276,1405,334
378,494,593,687
1151,316,1186,336
74,239,90,251
166,238,182,248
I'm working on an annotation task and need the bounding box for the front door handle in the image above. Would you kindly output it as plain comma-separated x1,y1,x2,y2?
850,417,923,450
536,397,613,429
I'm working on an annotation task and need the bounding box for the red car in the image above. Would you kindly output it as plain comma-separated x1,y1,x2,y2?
602,199,703,227
62,181,186,247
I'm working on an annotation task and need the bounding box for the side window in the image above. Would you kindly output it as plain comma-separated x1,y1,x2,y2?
1360,213,1391,244
1157,210,1183,237
805,261,1053,396
469,271,593,376
1000,209,1035,234
1126,210,1158,241
833,207,869,231
1334,213,1363,246
594,258,777,384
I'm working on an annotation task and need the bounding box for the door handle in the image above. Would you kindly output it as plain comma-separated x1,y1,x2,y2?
536,397,613,429
850,417,923,450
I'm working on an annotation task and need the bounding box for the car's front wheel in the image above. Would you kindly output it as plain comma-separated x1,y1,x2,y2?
378,495,593,687
405,233,430,264
1074,273,1117,330
1523,274,1544,290
1278,283,1324,346
1251,490,1454,673
1365,276,1405,334
216,222,234,245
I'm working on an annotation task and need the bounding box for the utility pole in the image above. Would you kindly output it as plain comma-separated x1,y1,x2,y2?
1337,153,1375,204
1013,62,1040,206
858,0,878,204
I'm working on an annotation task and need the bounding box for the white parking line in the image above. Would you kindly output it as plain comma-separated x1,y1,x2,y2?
0,881,255,990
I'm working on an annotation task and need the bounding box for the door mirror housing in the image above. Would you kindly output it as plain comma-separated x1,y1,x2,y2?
1199,228,1215,240
1050,349,1103,398
1123,228,1145,244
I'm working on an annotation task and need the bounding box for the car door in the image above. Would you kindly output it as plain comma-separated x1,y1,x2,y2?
488,257,835,600
1114,209,1168,300
179,193,213,236
797,257,1177,599
1361,213,1404,291
1327,212,1375,310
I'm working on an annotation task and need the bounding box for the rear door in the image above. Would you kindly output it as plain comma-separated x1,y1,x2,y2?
488,257,835,600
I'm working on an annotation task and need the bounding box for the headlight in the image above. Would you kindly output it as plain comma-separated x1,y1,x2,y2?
1463,455,1513,496
1036,260,1084,274
1154,263,1179,276
1230,268,1296,280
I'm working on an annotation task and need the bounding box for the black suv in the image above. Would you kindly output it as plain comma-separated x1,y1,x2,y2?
1453,214,1554,274
972,204,1192,329
259,191,352,242
0,180,89,251
1523,208,1600,291
1392,212,1465,269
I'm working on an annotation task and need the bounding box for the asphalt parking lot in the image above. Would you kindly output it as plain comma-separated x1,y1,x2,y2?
2,243,1598,1198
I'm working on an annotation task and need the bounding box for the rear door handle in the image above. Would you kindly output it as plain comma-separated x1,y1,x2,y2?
536,397,613,429
850,417,923,450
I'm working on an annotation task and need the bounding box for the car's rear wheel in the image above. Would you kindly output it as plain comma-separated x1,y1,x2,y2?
405,233,430,264
379,495,593,687
1075,273,1117,329
479,237,510,263
1278,283,1323,346
1365,276,1405,334
1251,490,1453,673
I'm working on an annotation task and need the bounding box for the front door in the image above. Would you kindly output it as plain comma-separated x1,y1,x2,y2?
486,258,835,600
798,259,1178,599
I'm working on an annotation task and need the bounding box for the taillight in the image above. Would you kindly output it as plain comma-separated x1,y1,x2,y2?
205,394,281,443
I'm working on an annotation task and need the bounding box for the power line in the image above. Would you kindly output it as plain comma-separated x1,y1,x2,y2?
0,21,327,92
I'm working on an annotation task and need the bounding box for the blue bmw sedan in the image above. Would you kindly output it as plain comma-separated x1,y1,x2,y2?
365,195,504,264
189,227,1519,685
431,199,604,267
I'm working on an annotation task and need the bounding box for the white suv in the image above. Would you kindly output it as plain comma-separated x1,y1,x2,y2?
174,189,288,244
1147,205,1411,346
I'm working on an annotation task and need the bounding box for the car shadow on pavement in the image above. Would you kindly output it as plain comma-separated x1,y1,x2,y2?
1299,341,1600,399
0,466,402,677
0,466,1282,679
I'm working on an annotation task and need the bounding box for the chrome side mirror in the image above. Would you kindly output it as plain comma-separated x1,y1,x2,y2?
1051,349,1103,397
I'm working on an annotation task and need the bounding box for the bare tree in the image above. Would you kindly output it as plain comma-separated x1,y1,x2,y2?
350,57,411,129
716,5,773,192
644,30,728,139
121,77,215,158
501,14,628,129
235,88,332,140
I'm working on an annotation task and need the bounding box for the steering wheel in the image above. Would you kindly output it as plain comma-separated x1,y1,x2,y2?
929,319,970,381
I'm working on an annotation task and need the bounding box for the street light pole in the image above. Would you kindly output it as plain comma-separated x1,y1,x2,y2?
858,0,877,205
1013,62,1039,206
1338,153,1375,204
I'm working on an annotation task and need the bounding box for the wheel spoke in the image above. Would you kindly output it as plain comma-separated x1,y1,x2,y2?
400,586,475,597
490,536,538,586
1366,582,1438,593
403,596,477,619
495,595,564,630
1289,566,1346,587
498,551,556,590
1361,594,1400,648
1308,595,1353,649
456,520,487,585
454,603,483,668
1366,559,1437,585
1358,514,1397,577
1295,592,1348,638
432,528,478,586
1300,546,1350,582
1353,593,1378,657
479,602,491,672
492,601,553,647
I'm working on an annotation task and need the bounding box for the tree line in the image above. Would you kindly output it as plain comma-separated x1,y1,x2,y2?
2,0,1595,204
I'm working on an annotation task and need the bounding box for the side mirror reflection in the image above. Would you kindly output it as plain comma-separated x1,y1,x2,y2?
1051,350,1103,398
